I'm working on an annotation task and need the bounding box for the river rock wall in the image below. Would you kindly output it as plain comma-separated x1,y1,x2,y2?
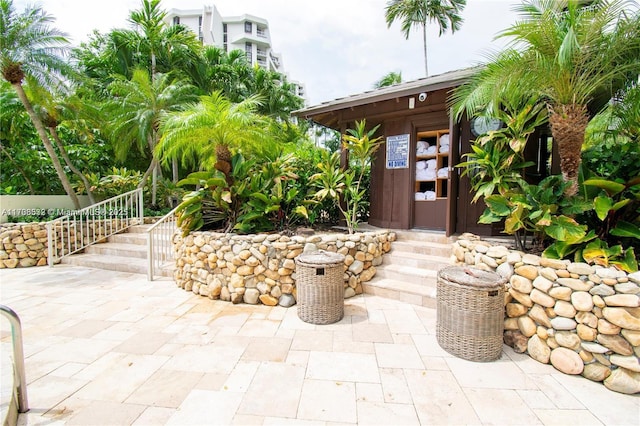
173,230,394,307
452,233,640,395
0,222,49,267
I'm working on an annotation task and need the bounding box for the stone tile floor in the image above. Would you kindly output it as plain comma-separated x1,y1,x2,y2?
1,265,638,425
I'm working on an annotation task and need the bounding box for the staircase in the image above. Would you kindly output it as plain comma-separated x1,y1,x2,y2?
363,230,455,308
60,224,173,278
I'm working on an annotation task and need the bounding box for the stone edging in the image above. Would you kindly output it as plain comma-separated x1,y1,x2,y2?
173,230,395,307
0,222,49,268
453,233,640,395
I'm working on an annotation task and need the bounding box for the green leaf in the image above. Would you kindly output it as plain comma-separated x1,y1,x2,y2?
610,247,638,273
478,208,502,224
544,215,587,243
484,195,511,216
594,195,612,221
584,179,625,196
610,221,640,239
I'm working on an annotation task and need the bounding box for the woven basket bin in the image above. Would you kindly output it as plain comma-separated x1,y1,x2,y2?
436,266,506,362
295,251,346,325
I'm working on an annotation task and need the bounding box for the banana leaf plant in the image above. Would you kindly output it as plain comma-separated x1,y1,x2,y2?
543,172,640,272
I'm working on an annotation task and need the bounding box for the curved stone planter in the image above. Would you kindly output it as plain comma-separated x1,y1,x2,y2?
453,233,640,395
173,229,395,307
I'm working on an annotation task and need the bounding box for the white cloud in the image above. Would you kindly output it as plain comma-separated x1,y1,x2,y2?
17,0,521,105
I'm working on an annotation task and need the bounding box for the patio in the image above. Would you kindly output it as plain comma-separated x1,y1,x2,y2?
1,265,638,425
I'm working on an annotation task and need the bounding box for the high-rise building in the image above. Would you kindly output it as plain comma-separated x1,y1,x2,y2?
165,5,306,101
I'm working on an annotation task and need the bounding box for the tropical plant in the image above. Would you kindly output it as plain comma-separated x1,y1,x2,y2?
175,152,305,235
457,97,546,201
452,0,640,196
310,120,383,234
26,84,98,203
373,71,403,88
107,68,196,206
479,175,591,251
157,90,268,172
0,0,81,207
385,0,466,76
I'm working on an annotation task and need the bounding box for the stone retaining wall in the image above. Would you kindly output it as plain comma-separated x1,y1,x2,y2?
0,222,49,268
173,230,395,307
452,233,640,395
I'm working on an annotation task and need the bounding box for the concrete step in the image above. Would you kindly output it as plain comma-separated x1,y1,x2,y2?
362,276,437,308
392,229,453,244
383,251,452,271
389,240,452,257
375,263,440,283
84,242,148,259
60,253,173,277
108,232,148,246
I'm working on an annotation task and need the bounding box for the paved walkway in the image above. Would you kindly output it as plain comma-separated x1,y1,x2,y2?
1,265,638,425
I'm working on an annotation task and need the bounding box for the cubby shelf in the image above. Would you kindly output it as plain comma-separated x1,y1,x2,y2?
415,130,450,201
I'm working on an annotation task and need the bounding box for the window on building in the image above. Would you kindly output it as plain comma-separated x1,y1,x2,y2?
223,23,227,51
245,42,252,63
172,16,180,25
244,21,252,33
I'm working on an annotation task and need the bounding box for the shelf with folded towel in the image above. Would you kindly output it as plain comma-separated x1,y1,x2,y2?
415,129,450,201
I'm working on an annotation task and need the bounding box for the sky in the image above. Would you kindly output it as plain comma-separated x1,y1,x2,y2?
16,0,522,106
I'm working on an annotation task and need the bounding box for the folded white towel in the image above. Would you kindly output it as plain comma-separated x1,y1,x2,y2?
416,169,437,180
439,144,449,153
426,159,437,170
424,191,436,200
417,141,428,151
415,192,426,201
440,134,449,145
426,146,437,155
437,167,448,178
416,161,426,170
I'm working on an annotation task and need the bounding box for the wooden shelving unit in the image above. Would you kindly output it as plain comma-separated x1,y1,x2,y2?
414,130,450,201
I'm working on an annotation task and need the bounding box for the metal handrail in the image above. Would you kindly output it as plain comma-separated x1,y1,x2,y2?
47,188,144,266
0,305,28,414
147,206,178,281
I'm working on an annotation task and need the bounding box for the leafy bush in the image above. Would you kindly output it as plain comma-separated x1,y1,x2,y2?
175,152,307,235
310,120,382,234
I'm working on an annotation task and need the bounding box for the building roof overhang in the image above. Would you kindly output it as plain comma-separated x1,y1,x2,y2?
293,67,479,128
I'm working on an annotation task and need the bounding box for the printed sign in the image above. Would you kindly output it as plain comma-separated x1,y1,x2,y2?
386,134,410,169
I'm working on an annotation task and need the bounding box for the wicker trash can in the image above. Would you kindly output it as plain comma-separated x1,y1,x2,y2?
436,265,506,362
295,251,346,325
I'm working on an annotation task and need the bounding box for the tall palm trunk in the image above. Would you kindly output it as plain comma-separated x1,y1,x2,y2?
48,126,96,204
422,24,428,76
12,82,81,209
548,104,590,196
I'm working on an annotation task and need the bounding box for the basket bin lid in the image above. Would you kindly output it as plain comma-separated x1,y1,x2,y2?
295,250,345,267
438,265,506,289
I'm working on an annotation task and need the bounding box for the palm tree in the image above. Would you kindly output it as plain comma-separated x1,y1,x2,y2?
451,0,640,196
157,91,267,173
107,68,196,205
385,0,466,76
374,71,403,88
126,0,200,78
0,0,81,208
27,84,97,204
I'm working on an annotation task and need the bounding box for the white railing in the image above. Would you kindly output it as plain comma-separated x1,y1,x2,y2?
0,305,28,415
147,206,178,281
47,189,144,266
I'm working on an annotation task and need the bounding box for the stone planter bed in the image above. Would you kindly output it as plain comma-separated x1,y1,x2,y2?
172,229,394,307
453,233,640,395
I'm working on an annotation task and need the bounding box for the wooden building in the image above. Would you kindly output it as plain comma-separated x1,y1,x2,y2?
294,68,553,237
